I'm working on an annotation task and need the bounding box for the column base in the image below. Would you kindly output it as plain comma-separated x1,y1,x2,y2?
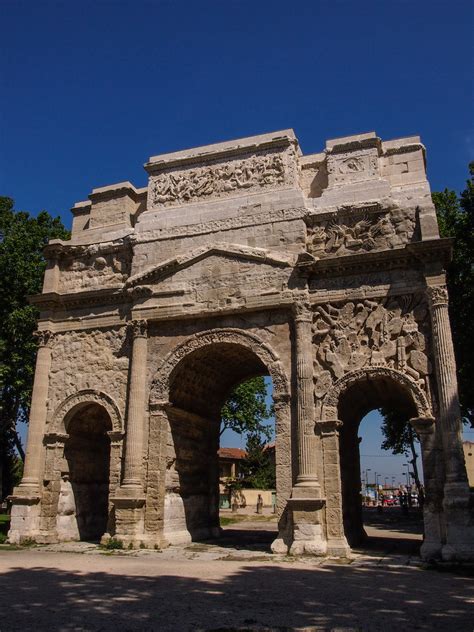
287,493,327,556
326,537,352,558
7,487,41,544
111,487,146,546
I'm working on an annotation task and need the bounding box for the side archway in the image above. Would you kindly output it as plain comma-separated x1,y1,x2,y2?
48,390,123,542
50,389,123,435
318,366,436,549
320,367,432,423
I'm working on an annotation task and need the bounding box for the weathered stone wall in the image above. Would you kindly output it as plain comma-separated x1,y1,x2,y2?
47,328,130,426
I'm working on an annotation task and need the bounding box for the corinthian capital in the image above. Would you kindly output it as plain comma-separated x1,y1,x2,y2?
130,319,148,338
292,291,312,322
34,329,54,348
427,285,449,308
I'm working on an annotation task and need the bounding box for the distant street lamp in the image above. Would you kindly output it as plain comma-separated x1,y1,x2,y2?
403,463,410,487
384,476,389,489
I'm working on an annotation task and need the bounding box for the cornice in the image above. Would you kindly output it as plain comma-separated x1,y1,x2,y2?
297,238,452,278
29,287,132,310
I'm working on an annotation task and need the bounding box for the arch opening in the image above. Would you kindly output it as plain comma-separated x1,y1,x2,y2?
337,374,423,549
61,403,112,541
164,341,276,547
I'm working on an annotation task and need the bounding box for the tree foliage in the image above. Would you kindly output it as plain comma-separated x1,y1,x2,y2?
0,196,69,497
240,432,275,490
432,162,474,425
221,377,275,489
220,376,273,439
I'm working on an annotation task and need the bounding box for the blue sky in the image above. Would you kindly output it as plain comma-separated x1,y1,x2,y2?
1,0,473,223
4,1,473,484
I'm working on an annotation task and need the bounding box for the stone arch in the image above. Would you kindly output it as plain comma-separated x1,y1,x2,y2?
320,366,432,423
146,327,291,546
320,365,435,550
51,389,123,435
149,328,290,406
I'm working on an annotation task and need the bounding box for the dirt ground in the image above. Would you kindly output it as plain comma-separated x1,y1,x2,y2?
0,510,472,632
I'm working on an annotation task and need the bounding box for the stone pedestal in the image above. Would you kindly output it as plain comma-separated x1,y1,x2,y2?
427,285,474,561
110,490,146,546
288,493,327,556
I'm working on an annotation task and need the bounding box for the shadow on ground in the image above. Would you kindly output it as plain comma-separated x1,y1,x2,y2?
1,558,472,632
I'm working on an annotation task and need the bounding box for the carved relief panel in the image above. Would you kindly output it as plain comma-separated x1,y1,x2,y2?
327,148,379,187
149,147,298,208
59,246,131,291
306,206,417,259
311,294,433,406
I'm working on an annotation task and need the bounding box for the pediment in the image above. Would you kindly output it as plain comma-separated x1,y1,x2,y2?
126,243,296,287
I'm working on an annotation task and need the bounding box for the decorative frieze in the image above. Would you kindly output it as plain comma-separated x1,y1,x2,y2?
149,149,296,208
306,207,417,259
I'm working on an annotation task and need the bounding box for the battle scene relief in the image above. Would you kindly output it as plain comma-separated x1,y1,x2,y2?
149,148,297,207
312,294,433,405
306,206,418,259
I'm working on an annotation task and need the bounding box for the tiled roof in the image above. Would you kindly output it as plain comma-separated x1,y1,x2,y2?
218,447,246,460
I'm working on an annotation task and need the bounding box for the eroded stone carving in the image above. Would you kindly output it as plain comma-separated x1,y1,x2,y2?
312,295,432,402
307,208,416,258
150,150,293,207
59,246,131,291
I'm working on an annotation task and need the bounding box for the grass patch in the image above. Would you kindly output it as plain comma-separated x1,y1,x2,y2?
220,516,241,526
101,537,124,550
0,514,10,538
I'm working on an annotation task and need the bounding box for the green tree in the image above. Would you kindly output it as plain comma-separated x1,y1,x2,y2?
432,162,474,425
240,432,275,490
0,196,69,498
220,376,273,440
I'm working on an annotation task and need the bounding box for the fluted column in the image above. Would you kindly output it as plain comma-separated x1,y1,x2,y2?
427,284,474,561
20,330,54,491
122,319,148,489
427,286,467,485
293,293,319,489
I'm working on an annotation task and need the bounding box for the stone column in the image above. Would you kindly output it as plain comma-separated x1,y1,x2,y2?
112,319,148,547
122,319,148,489
287,293,327,556
8,330,54,543
427,284,473,561
293,294,320,490
19,330,55,491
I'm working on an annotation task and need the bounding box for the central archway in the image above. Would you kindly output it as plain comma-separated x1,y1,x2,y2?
149,329,290,546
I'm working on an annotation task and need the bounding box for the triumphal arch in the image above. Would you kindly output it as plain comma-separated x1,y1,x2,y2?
9,130,474,560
